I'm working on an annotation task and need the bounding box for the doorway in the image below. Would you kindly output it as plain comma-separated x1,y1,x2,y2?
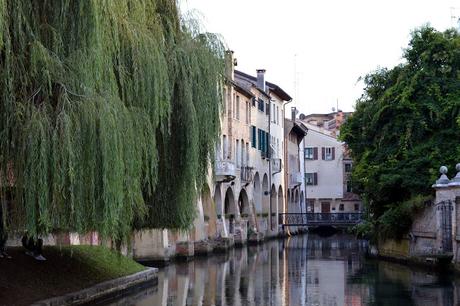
321,202,330,213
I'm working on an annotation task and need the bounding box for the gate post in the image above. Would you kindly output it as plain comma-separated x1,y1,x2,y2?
433,166,460,257
448,164,460,262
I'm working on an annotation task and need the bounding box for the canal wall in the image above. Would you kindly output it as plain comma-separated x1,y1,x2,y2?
376,164,460,270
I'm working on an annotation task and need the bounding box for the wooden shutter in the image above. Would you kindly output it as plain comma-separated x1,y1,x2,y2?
332,147,335,160
321,147,325,160
313,147,318,160
313,173,318,185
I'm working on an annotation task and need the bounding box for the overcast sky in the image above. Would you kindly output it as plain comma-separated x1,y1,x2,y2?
180,0,459,115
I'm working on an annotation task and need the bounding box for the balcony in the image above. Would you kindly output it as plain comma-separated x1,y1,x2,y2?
215,160,236,182
271,158,282,174
289,172,303,187
240,166,253,184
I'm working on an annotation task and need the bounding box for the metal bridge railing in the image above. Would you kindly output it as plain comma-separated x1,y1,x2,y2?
279,212,363,226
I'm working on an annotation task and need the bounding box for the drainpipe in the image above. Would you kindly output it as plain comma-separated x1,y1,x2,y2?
268,99,272,232
282,99,293,236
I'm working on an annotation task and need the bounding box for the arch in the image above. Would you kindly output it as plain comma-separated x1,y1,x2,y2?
278,186,284,214
253,172,261,213
262,173,269,213
270,184,277,230
214,184,222,217
224,187,236,215
238,189,250,216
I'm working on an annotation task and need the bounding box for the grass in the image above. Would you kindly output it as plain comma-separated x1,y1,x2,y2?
0,245,147,306
48,245,146,282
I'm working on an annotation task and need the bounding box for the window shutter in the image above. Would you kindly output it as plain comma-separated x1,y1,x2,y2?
313,173,318,185
313,147,318,160
332,147,335,160
258,129,261,150
266,132,270,157
321,147,325,160
304,148,307,159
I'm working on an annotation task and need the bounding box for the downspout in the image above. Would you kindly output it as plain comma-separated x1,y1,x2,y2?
268,99,272,232
282,99,293,236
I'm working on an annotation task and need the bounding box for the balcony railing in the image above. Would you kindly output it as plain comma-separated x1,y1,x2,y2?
215,160,236,182
279,213,363,226
240,166,253,184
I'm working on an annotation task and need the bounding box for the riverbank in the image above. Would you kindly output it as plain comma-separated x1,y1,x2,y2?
0,245,153,306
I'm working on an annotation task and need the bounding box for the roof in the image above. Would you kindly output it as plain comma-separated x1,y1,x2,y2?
234,70,292,101
229,80,254,99
284,118,308,138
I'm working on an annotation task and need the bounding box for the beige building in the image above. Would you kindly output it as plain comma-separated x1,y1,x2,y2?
234,69,291,235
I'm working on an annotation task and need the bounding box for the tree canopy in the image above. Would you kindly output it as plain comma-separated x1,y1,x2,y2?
0,0,225,240
341,26,460,236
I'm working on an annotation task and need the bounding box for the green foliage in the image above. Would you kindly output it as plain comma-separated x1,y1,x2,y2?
0,1,224,240
376,195,431,240
341,27,460,229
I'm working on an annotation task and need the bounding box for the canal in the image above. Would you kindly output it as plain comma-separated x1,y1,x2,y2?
102,234,459,305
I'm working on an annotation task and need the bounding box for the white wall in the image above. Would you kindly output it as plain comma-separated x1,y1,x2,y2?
303,126,344,200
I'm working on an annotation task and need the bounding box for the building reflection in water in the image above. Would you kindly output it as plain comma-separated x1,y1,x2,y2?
102,234,460,306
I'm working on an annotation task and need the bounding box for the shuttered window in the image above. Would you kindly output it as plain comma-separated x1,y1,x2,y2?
305,173,318,185
251,126,256,148
322,147,335,160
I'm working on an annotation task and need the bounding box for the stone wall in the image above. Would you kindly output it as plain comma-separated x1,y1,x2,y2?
378,164,460,268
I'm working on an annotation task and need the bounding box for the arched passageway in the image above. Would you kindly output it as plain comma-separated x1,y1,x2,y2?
238,189,250,216
262,174,269,214
278,186,284,214
270,184,277,230
224,187,236,234
253,172,261,213
214,184,222,217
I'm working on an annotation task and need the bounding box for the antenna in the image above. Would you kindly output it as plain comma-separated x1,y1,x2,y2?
293,54,298,103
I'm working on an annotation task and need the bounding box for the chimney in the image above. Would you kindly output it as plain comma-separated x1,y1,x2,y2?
256,69,266,91
225,50,235,81
291,106,297,121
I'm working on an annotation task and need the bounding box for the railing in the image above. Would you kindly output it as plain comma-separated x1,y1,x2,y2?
240,166,253,184
279,213,363,226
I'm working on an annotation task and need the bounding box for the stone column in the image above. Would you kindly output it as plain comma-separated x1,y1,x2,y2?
448,164,460,263
432,166,454,255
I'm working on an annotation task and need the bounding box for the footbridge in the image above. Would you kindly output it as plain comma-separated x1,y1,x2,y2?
279,212,363,228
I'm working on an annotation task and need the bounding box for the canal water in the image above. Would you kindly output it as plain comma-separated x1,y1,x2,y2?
103,234,460,306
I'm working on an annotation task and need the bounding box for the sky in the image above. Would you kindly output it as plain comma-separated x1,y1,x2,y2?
179,0,459,115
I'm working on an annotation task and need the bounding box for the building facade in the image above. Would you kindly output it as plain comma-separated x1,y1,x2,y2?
301,119,362,214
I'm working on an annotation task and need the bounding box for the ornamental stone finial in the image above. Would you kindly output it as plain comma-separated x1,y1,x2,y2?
435,166,450,185
450,163,460,184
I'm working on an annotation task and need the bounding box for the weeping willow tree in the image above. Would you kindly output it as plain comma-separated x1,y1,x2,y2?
0,0,224,240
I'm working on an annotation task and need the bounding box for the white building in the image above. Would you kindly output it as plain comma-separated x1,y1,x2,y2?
302,123,362,213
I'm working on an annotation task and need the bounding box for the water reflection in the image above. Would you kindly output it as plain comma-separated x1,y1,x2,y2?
102,234,460,306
